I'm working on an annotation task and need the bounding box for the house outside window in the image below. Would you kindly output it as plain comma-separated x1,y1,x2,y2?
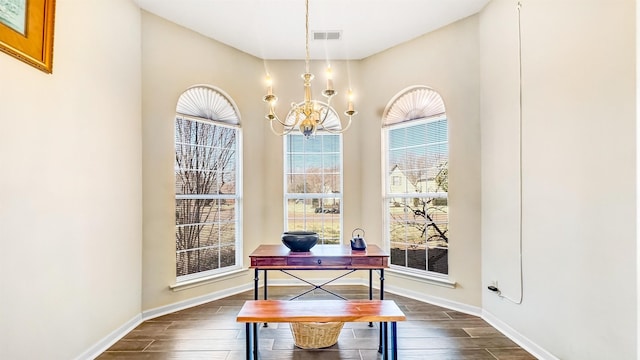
284,133,342,244
382,86,449,276
174,86,242,281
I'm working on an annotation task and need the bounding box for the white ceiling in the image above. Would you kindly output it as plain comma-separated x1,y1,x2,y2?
134,0,490,60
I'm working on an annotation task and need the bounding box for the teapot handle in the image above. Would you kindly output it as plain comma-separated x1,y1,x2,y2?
352,228,365,238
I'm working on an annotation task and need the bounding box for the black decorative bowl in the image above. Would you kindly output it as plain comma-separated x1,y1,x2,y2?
281,231,319,252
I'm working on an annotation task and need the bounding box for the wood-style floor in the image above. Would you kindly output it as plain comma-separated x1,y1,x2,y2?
97,285,536,359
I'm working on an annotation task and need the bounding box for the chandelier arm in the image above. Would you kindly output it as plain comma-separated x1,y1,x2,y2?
317,96,334,127
269,111,294,127
269,119,298,136
321,115,353,134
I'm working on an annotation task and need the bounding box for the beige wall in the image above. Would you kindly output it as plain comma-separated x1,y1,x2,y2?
0,0,142,359
480,0,636,359
1,0,637,359
359,15,483,307
141,12,369,305
141,12,266,310
140,10,482,309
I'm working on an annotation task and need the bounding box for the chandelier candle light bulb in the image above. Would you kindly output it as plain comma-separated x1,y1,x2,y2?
347,90,355,114
266,74,273,96
326,66,334,91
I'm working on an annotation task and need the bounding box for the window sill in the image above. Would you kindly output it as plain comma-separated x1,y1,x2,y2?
170,268,249,291
386,267,456,288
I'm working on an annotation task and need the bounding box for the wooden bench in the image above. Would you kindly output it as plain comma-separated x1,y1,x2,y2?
236,299,406,360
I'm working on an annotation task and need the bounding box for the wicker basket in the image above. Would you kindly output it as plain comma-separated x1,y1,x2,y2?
290,321,344,349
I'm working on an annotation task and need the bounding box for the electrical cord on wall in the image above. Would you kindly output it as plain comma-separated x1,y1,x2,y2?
488,0,524,305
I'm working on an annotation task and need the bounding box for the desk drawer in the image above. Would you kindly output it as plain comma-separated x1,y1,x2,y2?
251,257,287,267
287,256,351,267
351,257,385,267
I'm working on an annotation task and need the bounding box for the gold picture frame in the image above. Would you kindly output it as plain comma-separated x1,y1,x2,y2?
0,0,55,73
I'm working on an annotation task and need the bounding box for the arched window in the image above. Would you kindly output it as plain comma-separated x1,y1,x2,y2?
382,86,448,275
174,85,242,281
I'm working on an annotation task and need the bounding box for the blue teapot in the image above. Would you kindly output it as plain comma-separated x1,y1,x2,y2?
350,228,367,251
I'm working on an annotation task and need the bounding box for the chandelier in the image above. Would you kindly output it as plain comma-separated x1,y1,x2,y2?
263,0,357,138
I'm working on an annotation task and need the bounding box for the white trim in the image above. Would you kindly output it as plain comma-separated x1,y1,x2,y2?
144,281,254,321
386,267,456,288
482,310,560,360
73,313,142,360
384,283,480,317
75,281,253,359
382,85,446,126
385,192,448,199
636,0,640,353
175,113,241,129
171,268,249,291
176,84,241,125
283,193,341,200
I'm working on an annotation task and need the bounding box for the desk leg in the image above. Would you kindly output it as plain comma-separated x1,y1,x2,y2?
378,269,385,353
263,270,268,299
391,322,398,360
380,269,385,299
369,269,373,299
245,323,251,360
254,269,259,300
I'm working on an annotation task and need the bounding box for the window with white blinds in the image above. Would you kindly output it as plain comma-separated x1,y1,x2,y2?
174,86,242,282
284,133,343,244
383,86,449,276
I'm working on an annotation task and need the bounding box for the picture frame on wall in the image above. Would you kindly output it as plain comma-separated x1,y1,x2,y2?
0,0,55,73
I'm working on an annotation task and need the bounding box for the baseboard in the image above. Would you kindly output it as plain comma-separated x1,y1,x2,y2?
73,313,142,360
383,283,483,317
142,281,254,320
76,282,253,360
482,310,560,360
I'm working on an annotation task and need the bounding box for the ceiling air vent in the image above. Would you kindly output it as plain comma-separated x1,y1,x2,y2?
313,31,341,40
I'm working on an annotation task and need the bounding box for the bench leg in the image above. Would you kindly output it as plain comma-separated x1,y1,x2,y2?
368,270,373,328
382,321,388,359
245,323,251,360
391,321,398,360
253,323,259,359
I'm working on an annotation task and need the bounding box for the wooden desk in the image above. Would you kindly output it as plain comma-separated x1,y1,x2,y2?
249,244,389,301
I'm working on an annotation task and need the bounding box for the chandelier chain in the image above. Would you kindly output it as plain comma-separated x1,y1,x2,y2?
305,0,310,73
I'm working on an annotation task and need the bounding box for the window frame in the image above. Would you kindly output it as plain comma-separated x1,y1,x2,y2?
382,115,449,277
283,132,344,244
174,113,243,284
